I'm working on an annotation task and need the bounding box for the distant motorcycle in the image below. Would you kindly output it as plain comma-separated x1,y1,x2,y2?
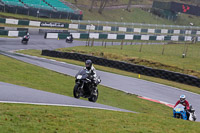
66,35,73,43
21,35,29,44
173,104,196,121
73,69,101,102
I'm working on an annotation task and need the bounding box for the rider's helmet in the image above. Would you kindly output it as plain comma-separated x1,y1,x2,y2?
180,95,186,103
85,59,92,70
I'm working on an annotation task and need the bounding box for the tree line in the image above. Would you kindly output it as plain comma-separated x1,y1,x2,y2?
73,0,134,14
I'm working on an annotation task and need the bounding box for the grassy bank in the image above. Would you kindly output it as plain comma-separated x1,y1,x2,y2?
0,12,70,23
17,49,200,94
56,44,200,77
0,54,172,114
0,103,200,133
1,50,200,132
1,5,200,26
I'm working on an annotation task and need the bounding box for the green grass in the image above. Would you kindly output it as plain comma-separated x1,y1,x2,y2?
0,54,173,114
66,0,196,7
56,44,200,76
1,4,200,26
79,7,176,25
65,0,131,6
0,12,71,23
0,53,200,132
17,49,200,94
1,103,200,133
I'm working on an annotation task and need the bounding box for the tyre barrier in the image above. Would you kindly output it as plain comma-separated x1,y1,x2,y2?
42,50,200,88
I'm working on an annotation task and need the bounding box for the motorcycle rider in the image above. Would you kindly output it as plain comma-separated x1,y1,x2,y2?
174,95,190,119
21,32,30,44
70,34,73,41
174,95,190,109
23,32,30,39
84,59,100,94
66,34,73,42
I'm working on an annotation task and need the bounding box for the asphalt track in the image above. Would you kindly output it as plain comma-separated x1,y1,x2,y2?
0,35,200,120
0,82,133,113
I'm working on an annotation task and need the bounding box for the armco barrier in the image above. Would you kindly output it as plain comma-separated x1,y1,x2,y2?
42,50,200,88
45,32,199,42
0,29,27,37
1,17,200,36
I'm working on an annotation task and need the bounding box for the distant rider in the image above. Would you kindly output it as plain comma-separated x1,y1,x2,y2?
70,34,73,41
24,32,30,39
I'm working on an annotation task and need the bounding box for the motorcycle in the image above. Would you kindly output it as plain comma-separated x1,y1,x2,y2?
73,69,101,102
66,35,73,43
21,35,29,44
173,104,196,121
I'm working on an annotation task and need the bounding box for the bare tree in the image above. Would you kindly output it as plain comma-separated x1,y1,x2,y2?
98,0,109,14
89,0,96,12
74,0,78,5
126,0,133,12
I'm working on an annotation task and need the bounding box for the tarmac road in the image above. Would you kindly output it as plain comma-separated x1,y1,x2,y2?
0,35,199,121
0,82,133,113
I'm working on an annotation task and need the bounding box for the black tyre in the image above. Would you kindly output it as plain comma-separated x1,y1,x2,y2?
88,89,98,102
21,41,28,45
176,114,181,119
73,84,81,99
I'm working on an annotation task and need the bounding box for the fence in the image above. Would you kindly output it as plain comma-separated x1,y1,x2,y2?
71,20,200,30
41,50,200,88
0,29,27,37
1,17,200,36
45,32,200,42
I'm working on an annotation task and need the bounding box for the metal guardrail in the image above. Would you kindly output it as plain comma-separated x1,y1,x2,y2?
71,20,200,30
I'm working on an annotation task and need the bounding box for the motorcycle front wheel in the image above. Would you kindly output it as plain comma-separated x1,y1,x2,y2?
73,84,81,99
88,89,98,102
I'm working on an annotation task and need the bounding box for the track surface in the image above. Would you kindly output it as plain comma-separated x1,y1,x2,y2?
0,82,133,113
0,35,199,120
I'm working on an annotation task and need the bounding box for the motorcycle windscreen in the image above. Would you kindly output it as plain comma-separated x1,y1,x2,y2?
75,69,90,79
174,104,185,113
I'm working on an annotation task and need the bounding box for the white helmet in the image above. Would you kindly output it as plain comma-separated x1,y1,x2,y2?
180,95,186,103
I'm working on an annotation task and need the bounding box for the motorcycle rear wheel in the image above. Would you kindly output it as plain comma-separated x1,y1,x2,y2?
73,84,81,99
21,41,28,45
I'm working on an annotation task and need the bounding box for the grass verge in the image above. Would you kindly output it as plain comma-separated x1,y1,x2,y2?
1,5,200,26
0,12,71,23
0,103,200,133
56,44,200,77
0,54,172,114
0,53,200,132
17,49,200,94
0,35,17,38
